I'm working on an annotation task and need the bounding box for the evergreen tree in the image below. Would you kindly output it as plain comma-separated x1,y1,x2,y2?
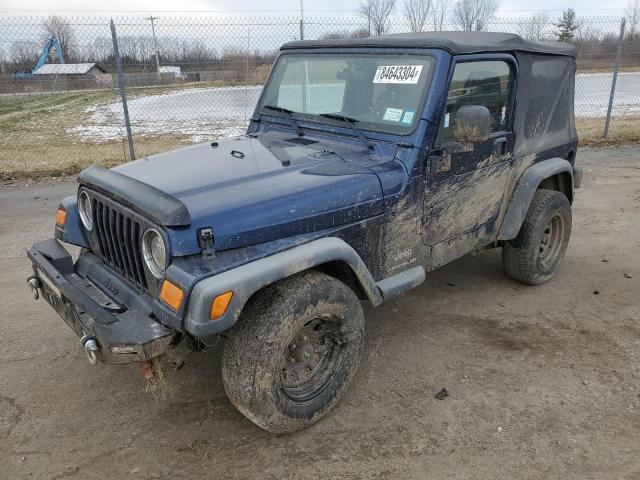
555,9,579,42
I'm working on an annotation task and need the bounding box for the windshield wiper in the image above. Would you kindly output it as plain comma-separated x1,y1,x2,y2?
319,113,375,153
262,105,304,137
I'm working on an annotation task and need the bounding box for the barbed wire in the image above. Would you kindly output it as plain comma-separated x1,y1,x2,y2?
0,14,637,177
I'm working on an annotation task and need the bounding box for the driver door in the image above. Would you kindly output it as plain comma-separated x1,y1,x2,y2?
424,58,516,268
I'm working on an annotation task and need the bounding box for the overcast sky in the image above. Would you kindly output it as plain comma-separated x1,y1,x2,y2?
0,0,630,15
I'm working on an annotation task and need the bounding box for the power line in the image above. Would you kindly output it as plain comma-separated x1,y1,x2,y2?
0,8,628,14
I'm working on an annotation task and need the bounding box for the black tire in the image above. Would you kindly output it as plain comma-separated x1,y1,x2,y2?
222,271,364,433
502,188,572,285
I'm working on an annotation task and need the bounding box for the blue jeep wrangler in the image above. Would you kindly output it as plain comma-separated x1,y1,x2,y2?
28,32,582,432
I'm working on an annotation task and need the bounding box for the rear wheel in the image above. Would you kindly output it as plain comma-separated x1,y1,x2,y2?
502,188,572,285
222,271,364,433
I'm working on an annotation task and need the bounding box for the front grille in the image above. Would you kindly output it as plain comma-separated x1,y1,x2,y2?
92,196,148,291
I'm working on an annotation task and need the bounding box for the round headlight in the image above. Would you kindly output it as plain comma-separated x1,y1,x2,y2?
78,191,93,231
141,229,167,279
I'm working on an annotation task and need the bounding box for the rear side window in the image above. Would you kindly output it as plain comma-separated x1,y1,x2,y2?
437,60,514,145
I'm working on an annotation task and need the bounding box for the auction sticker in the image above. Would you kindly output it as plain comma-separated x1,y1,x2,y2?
373,65,423,84
383,107,404,122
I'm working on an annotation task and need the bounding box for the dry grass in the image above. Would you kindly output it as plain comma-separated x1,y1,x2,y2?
0,88,195,180
576,66,640,74
1,90,120,179
577,117,640,146
1,89,638,180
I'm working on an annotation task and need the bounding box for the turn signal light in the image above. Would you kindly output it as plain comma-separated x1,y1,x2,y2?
210,291,233,321
55,209,67,226
160,280,184,311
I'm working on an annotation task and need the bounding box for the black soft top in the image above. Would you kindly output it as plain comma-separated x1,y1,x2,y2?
281,31,577,58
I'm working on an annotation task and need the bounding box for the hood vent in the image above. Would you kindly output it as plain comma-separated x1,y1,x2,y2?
285,137,318,146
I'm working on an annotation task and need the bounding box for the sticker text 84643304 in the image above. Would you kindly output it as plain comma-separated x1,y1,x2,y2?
373,65,423,84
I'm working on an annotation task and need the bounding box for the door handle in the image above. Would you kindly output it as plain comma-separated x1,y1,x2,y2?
492,138,508,156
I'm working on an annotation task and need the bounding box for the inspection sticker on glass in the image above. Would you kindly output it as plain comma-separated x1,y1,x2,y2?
401,110,416,124
373,65,423,84
383,107,404,122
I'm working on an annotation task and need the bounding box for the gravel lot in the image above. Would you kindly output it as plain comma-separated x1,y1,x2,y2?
1,146,639,479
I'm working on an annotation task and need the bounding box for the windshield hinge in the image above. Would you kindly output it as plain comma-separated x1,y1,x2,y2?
197,228,215,257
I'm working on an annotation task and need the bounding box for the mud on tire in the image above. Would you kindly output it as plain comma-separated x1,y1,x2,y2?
502,188,572,285
222,271,364,433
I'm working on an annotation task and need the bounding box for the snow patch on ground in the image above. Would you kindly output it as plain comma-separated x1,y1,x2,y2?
68,85,262,143
66,73,640,143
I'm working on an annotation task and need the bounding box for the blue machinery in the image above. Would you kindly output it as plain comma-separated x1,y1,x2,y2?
12,36,65,79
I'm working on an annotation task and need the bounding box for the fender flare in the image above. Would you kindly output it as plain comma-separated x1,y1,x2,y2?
55,196,90,248
498,158,574,241
184,237,384,337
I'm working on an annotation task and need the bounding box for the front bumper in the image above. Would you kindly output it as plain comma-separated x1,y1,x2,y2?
27,239,176,364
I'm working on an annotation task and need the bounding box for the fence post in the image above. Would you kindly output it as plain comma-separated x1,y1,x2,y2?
603,17,626,138
299,0,305,40
110,19,136,161
244,25,250,124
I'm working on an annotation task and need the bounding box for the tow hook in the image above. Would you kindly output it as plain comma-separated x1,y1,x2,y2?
80,335,99,365
26,275,41,300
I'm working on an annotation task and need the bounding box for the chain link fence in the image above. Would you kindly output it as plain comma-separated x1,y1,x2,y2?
0,14,638,179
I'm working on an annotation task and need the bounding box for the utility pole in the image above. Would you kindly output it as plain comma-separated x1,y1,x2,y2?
147,15,161,76
299,0,304,40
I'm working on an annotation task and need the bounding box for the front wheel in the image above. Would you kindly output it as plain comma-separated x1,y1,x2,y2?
222,271,364,433
502,188,572,285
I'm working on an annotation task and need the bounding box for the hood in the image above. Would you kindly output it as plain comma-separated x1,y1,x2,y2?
112,134,389,255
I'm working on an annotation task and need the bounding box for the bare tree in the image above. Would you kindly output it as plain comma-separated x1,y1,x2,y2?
518,11,550,40
41,16,75,62
0,45,8,75
320,30,352,40
359,0,397,35
91,37,112,64
10,41,38,67
573,20,598,49
453,0,499,31
404,0,433,32
627,0,640,39
351,28,372,38
431,0,452,31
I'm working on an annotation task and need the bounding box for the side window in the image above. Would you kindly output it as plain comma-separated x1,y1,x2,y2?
437,60,513,145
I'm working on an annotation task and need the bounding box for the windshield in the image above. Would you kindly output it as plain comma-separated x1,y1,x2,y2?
259,54,434,134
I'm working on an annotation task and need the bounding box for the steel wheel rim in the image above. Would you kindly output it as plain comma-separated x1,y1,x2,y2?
280,317,342,402
539,214,564,268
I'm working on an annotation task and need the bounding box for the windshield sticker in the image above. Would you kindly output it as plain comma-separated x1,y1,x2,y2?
383,107,404,122
401,110,416,124
373,65,423,84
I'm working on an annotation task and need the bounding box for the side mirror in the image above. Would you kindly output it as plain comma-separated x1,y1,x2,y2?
453,105,491,144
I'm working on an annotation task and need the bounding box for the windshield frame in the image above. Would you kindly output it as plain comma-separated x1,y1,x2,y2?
256,50,437,137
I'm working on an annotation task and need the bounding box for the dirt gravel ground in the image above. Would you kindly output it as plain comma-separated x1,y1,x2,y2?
1,146,639,480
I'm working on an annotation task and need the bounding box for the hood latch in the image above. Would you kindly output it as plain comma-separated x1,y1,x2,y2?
198,228,215,257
